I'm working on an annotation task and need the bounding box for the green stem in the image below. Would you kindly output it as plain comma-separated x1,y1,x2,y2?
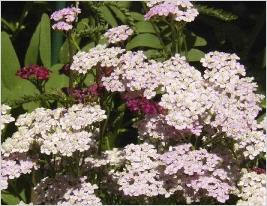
67,32,75,90
152,22,169,58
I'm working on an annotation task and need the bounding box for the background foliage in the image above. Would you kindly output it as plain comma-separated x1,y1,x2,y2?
1,1,266,205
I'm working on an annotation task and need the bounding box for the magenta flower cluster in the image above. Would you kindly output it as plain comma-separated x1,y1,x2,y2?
16,64,50,80
123,93,164,115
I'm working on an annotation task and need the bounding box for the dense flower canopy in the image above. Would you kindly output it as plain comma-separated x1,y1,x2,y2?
1,0,265,205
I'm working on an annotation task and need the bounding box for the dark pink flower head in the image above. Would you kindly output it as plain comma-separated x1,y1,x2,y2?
17,65,50,80
252,167,266,174
87,83,104,96
123,93,165,115
63,84,104,102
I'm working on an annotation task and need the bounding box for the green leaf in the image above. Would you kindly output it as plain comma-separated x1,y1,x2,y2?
1,192,20,205
24,23,40,65
187,49,205,62
193,35,207,47
196,4,238,22
126,33,163,50
1,31,20,90
108,5,127,24
117,1,131,8
45,64,68,91
99,5,118,27
261,98,266,109
39,13,51,67
81,42,96,51
129,12,144,21
59,39,69,64
1,32,39,104
135,21,156,34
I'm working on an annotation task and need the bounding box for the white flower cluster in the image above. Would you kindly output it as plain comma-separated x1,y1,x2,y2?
236,170,266,205
201,51,265,159
2,104,106,157
70,45,125,74
159,54,208,135
58,177,102,205
133,114,184,142
159,144,233,203
1,104,15,130
201,51,263,138
236,130,266,160
112,143,168,197
1,153,38,190
104,25,133,44
145,0,199,22
33,175,101,205
85,148,124,168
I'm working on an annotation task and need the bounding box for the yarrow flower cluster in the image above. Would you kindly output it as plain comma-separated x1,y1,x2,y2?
159,144,233,203
112,143,168,197
2,2,266,205
1,153,38,190
50,7,81,31
235,170,266,205
17,64,50,80
0,104,14,130
33,176,101,205
144,0,199,22
104,25,133,44
2,104,106,157
70,45,125,74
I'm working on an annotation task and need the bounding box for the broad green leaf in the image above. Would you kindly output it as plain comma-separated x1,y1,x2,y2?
193,35,207,47
129,12,144,21
39,13,51,67
126,33,163,50
23,101,40,112
45,64,68,91
117,1,131,8
2,80,39,103
144,49,161,59
59,39,69,64
187,49,205,62
1,32,20,89
82,42,95,51
24,23,40,65
135,21,156,34
109,5,127,24
84,73,95,85
1,192,20,205
99,5,118,27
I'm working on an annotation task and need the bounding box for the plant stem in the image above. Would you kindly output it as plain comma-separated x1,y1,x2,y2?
67,32,75,90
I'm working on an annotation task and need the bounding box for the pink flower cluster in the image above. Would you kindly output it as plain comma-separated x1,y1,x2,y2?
123,94,164,115
1,153,38,190
33,175,101,205
144,0,199,22
104,25,133,44
50,7,81,31
17,64,50,80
